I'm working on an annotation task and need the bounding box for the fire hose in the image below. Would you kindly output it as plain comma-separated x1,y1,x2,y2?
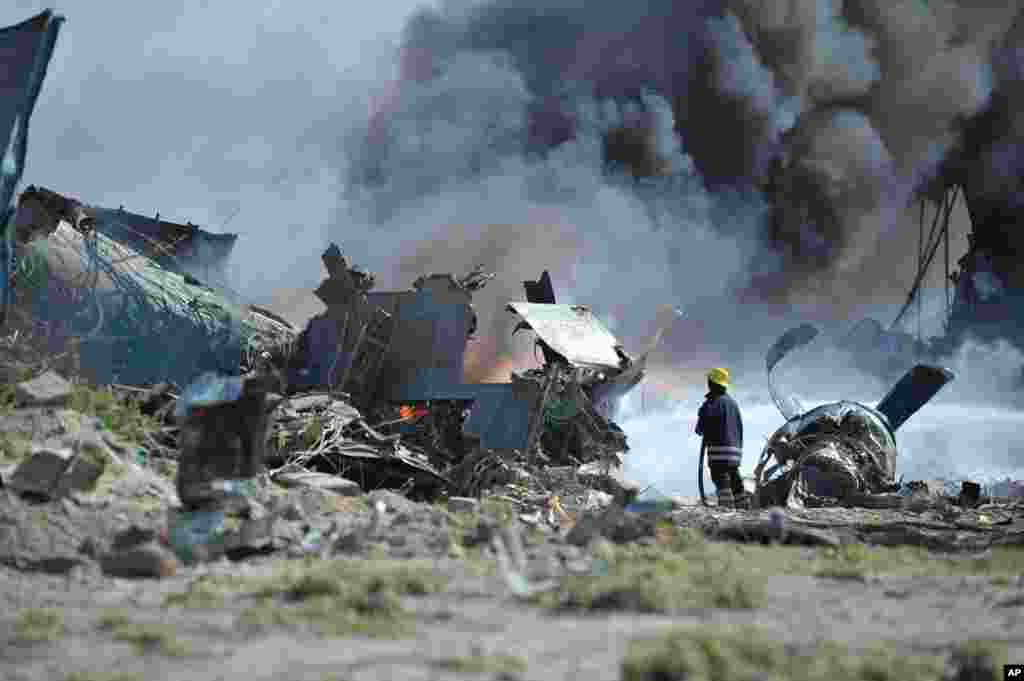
697,438,710,507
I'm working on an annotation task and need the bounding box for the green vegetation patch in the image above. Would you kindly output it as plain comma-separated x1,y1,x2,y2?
163,558,447,639
12,608,65,643
94,609,132,631
68,384,158,445
0,432,32,464
621,627,1006,681
532,524,1024,615
535,528,764,613
809,543,1024,581
436,652,528,675
110,622,191,657
479,497,517,524
0,369,34,413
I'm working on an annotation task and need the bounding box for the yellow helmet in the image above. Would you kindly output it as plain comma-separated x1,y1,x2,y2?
707,367,730,390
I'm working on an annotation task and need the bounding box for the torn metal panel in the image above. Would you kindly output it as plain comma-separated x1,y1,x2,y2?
371,284,474,402
1,10,63,324
460,381,539,451
507,302,623,369
755,325,955,509
288,315,341,391
87,205,238,274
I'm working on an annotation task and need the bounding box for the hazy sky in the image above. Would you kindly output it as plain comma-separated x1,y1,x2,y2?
0,1,991,351
4,1,423,299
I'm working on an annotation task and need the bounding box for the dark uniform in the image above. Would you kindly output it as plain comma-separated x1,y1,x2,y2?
696,384,746,509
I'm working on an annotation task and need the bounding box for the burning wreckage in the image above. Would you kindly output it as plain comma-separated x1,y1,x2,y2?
749,324,956,510
6,180,670,503
268,246,675,498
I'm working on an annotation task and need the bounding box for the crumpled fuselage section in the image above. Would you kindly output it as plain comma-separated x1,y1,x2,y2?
760,401,898,508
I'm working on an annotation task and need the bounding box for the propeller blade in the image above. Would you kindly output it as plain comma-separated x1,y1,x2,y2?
875,364,955,431
765,324,819,420
766,324,819,374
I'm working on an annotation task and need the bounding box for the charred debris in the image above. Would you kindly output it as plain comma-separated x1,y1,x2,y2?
6,184,666,501
270,245,664,499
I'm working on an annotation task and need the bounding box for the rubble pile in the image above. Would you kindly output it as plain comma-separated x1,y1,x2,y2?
1,158,1021,585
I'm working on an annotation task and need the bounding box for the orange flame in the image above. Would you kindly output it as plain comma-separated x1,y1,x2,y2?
399,405,429,421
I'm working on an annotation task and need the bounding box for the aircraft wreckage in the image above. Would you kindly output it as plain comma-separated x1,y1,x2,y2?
746,324,955,509
284,245,680,464
6,173,676,498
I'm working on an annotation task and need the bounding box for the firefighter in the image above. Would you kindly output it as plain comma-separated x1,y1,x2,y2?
696,367,747,510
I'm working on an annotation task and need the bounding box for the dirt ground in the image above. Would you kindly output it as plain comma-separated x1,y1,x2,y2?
1,495,1021,681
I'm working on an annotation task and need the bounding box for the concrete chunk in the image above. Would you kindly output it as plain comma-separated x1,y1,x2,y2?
60,455,105,494
275,471,362,496
14,371,73,407
447,496,480,514
101,542,177,579
7,447,75,497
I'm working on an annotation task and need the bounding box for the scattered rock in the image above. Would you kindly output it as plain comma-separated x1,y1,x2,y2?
278,500,307,523
576,460,640,504
995,593,1024,608
224,513,276,557
7,427,125,500
270,486,351,520
110,526,158,551
14,370,73,407
367,489,417,515
714,519,841,547
287,393,333,412
274,471,362,496
543,467,576,487
60,454,106,496
101,542,177,579
582,490,615,510
448,497,480,514
78,536,103,560
0,490,117,573
7,446,75,498
0,407,87,442
565,507,659,546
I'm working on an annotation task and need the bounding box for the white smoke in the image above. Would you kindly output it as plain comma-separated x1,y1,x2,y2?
621,386,1024,499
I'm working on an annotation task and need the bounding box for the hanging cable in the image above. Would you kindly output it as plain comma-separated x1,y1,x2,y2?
891,186,958,331
944,190,952,325
921,197,929,346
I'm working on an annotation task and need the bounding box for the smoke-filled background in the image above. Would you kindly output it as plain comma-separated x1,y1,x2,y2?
5,0,1024,495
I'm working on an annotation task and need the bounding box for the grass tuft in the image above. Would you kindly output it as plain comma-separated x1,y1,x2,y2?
0,432,32,464
621,626,955,681
535,529,764,613
437,653,528,675
163,558,447,639
94,610,132,631
12,608,65,643
68,384,158,445
111,622,191,657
